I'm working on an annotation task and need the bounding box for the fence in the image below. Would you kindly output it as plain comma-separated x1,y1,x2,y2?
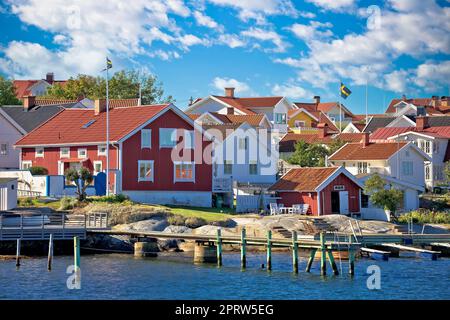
236,195,277,213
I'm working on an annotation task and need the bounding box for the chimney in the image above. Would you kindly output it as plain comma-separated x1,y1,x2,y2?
431,95,439,107
441,96,448,107
46,72,54,84
314,95,321,104
317,123,328,139
224,87,235,98
227,107,234,115
94,99,107,115
361,132,370,148
23,96,36,111
416,115,429,131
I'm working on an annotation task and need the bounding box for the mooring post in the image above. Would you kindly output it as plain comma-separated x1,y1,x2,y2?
241,227,246,269
292,231,298,274
16,238,21,268
327,250,339,275
305,249,317,272
320,232,326,276
216,228,222,267
47,234,54,271
266,230,272,271
74,236,80,271
348,236,355,276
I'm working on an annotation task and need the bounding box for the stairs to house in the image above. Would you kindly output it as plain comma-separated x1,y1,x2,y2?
271,225,292,238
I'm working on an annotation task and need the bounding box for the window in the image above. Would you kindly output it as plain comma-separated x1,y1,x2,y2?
93,161,103,175
184,130,194,149
22,161,32,170
239,137,248,150
78,148,87,158
98,145,107,156
35,147,44,158
333,185,345,191
174,162,195,182
357,162,368,174
402,161,413,176
361,194,369,208
425,164,431,180
419,140,431,154
0,143,7,156
275,113,286,124
159,128,177,148
138,160,154,182
249,161,258,175
141,129,151,149
60,147,70,158
224,160,233,175
294,120,306,128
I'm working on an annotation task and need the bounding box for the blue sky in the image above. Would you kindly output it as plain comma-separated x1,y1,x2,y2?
0,0,449,114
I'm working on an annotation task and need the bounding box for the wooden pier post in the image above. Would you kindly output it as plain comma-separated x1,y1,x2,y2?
47,234,54,271
266,230,272,271
327,250,339,275
216,228,222,267
348,236,355,276
292,231,298,274
305,249,317,272
16,238,21,268
241,227,246,269
320,232,326,276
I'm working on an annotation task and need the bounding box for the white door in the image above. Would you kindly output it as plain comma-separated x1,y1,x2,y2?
0,186,7,211
339,191,349,214
58,161,65,175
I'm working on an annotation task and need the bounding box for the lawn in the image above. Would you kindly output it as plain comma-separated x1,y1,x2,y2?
164,205,237,222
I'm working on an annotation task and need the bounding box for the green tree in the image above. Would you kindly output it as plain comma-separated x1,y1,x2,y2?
328,138,346,155
44,70,173,104
364,174,404,221
0,75,21,105
288,141,329,167
444,162,450,183
65,167,93,201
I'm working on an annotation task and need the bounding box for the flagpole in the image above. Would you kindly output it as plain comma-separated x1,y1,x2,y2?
365,80,368,125
106,60,110,196
339,81,342,132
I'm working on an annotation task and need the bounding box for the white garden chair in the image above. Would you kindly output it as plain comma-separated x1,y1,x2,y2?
269,203,280,215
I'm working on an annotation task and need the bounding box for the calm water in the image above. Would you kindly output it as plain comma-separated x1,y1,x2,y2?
1,252,449,300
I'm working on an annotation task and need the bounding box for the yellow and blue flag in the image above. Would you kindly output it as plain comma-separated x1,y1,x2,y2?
340,82,351,99
106,57,112,70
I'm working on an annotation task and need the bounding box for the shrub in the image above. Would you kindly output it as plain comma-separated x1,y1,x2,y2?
59,196,79,210
167,215,186,226
17,197,34,206
398,209,450,224
184,217,207,228
91,194,130,203
28,166,48,175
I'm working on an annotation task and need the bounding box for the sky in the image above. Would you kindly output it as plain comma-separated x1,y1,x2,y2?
0,0,449,114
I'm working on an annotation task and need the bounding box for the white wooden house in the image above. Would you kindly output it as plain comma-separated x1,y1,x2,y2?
0,178,17,211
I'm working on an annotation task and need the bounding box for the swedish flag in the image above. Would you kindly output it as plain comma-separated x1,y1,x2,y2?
106,57,112,70
340,82,351,99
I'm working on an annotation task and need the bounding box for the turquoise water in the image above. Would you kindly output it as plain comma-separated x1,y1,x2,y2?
1,252,449,300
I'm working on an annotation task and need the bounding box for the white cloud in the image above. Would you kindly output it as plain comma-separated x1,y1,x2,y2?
241,27,289,53
271,83,312,99
218,34,246,48
193,11,224,32
306,0,356,11
178,34,209,49
212,77,253,95
148,50,181,61
288,21,333,41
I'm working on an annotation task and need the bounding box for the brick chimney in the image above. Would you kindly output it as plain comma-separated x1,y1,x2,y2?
46,72,54,84
314,95,321,104
224,87,235,98
416,115,429,131
317,123,328,138
227,107,234,115
23,96,36,111
361,132,370,148
431,96,439,107
441,96,448,107
94,99,107,115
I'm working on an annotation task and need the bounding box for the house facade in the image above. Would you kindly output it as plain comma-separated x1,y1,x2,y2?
15,103,213,206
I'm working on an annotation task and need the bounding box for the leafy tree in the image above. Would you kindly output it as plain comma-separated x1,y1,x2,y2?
288,141,329,167
28,166,49,175
0,75,21,105
44,70,173,104
444,162,450,184
364,174,404,221
65,167,93,201
328,138,346,155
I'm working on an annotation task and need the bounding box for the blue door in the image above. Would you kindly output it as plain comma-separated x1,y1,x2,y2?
94,172,106,196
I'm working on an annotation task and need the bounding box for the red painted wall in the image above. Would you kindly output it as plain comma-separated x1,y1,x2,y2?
121,109,212,192
277,192,317,215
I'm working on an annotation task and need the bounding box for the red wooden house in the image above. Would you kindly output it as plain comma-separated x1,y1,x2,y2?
14,101,213,206
268,167,363,215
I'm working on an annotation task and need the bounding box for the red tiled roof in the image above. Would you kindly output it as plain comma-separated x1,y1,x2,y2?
294,101,354,117
268,167,339,192
188,114,200,120
371,126,450,140
288,109,339,132
223,114,265,126
335,133,366,143
109,99,140,108
35,98,78,106
279,133,333,153
385,97,450,114
211,96,284,114
15,104,171,146
294,102,317,113
329,142,408,161
13,80,38,98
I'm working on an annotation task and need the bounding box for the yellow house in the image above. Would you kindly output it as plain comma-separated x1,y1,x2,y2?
288,108,319,134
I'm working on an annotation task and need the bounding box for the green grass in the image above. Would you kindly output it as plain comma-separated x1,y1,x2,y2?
17,197,61,210
164,205,236,222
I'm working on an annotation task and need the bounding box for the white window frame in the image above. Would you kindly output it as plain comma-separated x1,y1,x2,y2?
174,161,195,182
60,147,70,158
357,162,368,174
97,145,107,156
138,160,154,182
0,143,8,156
77,148,87,159
184,130,194,149
239,137,248,150
159,128,177,148
22,160,32,170
35,147,44,158
93,160,103,175
249,160,258,175
275,113,287,124
141,129,152,149
224,160,233,175
294,120,306,128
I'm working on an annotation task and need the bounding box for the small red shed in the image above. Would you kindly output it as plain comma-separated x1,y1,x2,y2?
268,167,363,215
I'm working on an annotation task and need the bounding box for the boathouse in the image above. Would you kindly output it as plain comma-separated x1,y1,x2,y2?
268,167,363,215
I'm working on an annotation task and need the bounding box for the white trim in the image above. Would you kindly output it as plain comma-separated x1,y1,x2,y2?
386,115,416,127
195,112,226,125
60,147,70,158
173,161,195,183
98,145,107,156
93,160,103,175
138,160,154,182
342,122,361,133
141,129,152,149
35,147,44,158
77,148,87,159
388,131,439,140
288,107,319,122
317,191,321,216
316,166,365,192
21,160,32,170
159,128,177,148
